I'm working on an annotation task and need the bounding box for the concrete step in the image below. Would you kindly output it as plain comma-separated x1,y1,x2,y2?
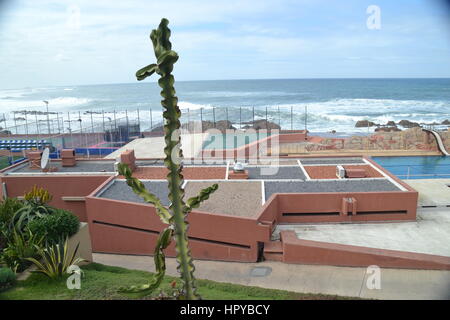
263,241,283,262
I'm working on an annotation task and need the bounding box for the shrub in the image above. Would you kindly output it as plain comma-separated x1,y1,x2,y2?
0,267,16,290
0,229,44,273
0,198,25,249
27,238,84,279
27,209,80,245
10,186,58,231
0,197,25,225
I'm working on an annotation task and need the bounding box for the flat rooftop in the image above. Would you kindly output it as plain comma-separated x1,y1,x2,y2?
184,181,263,217
274,208,450,257
6,160,116,174
247,166,306,180
264,179,402,199
99,180,170,205
299,157,366,165
98,180,263,217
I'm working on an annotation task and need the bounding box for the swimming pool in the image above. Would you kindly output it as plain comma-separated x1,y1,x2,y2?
372,156,450,179
202,132,271,150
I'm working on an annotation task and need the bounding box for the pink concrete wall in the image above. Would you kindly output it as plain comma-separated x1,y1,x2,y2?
280,231,450,270
0,175,110,221
85,195,271,262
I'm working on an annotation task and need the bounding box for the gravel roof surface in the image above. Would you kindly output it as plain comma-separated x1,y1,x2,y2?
299,157,365,165
185,181,262,217
136,160,228,166
264,179,401,199
247,166,306,180
125,166,226,180
99,180,170,205
305,165,383,179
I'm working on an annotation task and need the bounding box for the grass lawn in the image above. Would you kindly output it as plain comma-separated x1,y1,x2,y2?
0,263,356,300
0,156,23,170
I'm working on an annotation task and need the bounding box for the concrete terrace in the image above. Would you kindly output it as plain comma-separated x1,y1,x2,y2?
274,208,450,258
105,133,207,159
404,179,450,207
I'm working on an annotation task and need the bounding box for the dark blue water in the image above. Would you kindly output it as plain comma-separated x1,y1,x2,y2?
1,78,449,132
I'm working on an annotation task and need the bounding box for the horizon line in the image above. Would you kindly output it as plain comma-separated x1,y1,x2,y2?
3,76,450,91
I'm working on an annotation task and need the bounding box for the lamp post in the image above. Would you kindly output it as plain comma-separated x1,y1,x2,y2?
43,100,50,134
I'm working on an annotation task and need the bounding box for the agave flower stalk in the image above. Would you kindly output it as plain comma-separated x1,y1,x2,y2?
118,18,218,300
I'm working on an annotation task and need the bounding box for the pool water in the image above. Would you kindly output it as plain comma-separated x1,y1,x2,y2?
372,156,450,179
202,132,272,150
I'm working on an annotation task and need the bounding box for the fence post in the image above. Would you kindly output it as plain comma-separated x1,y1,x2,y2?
200,108,203,132
25,113,28,136
137,108,141,135
239,107,242,129
90,111,94,133
291,106,293,130
265,107,268,128
79,111,83,134
35,113,40,149
278,106,281,129
13,112,18,134
304,105,308,132
226,107,228,124
252,106,255,125
68,112,72,148
187,108,190,132
125,109,129,140
149,108,153,132
102,110,105,133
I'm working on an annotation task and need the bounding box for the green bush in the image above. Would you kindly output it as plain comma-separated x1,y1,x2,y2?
27,209,80,245
0,229,44,273
0,267,16,290
0,198,25,250
0,197,24,225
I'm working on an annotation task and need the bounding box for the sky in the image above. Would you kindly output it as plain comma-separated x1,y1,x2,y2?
0,0,449,89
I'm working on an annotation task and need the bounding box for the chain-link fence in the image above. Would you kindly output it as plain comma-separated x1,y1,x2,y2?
0,106,310,168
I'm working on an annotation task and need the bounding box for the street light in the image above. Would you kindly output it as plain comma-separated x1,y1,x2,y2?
43,100,50,134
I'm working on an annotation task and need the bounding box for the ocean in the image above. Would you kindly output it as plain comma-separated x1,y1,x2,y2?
1,78,449,134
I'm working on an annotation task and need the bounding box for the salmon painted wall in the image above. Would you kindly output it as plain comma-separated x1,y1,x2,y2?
0,175,110,221
280,231,450,270
86,196,271,262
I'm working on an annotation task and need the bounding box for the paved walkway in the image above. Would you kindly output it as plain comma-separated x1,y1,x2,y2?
404,179,450,207
93,253,450,299
106,132,207,159
275,208,450,257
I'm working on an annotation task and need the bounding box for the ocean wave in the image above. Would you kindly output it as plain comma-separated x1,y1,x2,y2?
0,97,92,112
178,101,213,110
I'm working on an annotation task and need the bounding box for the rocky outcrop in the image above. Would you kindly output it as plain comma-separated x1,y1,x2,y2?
442,119,450,125
355,120,376,127
398,120,420,128
242,120,280,130
375,126,401,132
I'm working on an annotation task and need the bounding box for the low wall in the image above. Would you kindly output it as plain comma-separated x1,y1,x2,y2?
85,193,271,262
269,191,417,223
280,231,450,270
0,175,110,222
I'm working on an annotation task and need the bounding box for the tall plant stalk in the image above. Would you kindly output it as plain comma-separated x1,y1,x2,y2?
118,18,218,300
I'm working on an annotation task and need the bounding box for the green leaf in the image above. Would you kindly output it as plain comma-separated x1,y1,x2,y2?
184,184,219,213
157,50,179,67
119,227,172,295
136,63,158,81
